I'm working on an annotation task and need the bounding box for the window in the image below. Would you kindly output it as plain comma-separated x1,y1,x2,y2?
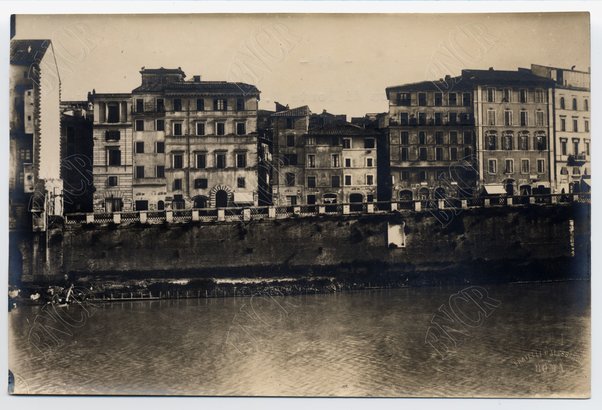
520,111,528,126
450,147,458,161
585,120,589,132
519,133,529,150
344,158,352,168
196,98,204,111
521,159,530,174
107,104,120,123
287,196,298,206
535,133,546,151
418,112,426,125
135,119,144,131
464,147,472,158
418,93,427,106
398,92,411,106
535,111,544,127
107,176,118,186
173,122,183,136
343,138,351,149
366,157,374,167
286,118,294,129
462,92,471,107
449,131,458,145
449,112,457,125
331,175,341,188
136,99,144,113
364,138,375,149
196,153,206,168
194,178,208,189
215,152,226,169
434,112,443,125
573,139,579,155
401,132,409,145
156,166,165,178
519,89,527,103
504,110,513,126
486,132,497,150
435,147,444,161
486,88,496,102
284,154,298,165
307,176,316,188
156,141,165,153
400,112,409,125
135,166,145,179
107,148,121,166
287,134,295,147
172,153,183,169
135,141,144,153
435,93,443,106
502,133,513,150
503,89,511,102
237,177,246,188
216,122,225,136
487,110,496,126
572,98,578,111
504,159,514,174
156,119,165,131
419,147,428,161
306,136,315,145
560,139,567,156
236,98,245,111
463,131,472,145
214,98,227,111
488,159,497,174
573,119,578,132
401,147,409,161
419,171,428,181
236,122,246,135
401,170,410,180
331,154,340,167
584,99,589,111
366,175,374,186
156,98,165,112
572,167,580,175
586,140,590,156
344,175,352,186
535,89,545,103
307,154,316,168
196,122,206,136
173,98,182,112
418,132,426,145
236,152,247,168
173,179,182,190
560,118,566,132
448,93,457,106
537,159,545,173
560,97,566,109
285,172,296,187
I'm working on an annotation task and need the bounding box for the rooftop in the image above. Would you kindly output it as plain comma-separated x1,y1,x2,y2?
308,122,381,136
271,105,311,117
10,39,51,65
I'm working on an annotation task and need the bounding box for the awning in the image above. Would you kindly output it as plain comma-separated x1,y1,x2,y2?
233,192,254,204
484,184,506,195
582,179,591,188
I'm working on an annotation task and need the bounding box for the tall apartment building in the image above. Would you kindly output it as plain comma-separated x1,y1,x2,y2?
131,68,260,210
90,92,133,212
530,64,591,194
9,39,61,229
385,77,477,201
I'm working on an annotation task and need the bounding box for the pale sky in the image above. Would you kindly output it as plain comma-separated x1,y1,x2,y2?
15,13,589,118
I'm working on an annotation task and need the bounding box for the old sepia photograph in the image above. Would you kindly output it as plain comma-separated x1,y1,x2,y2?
6,10,592,399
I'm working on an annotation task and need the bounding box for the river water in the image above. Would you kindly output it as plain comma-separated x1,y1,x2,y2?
8,280,590,397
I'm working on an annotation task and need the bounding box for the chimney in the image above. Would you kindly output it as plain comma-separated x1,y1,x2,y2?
193,75,201,82
489,67,494,71
445,75,451,81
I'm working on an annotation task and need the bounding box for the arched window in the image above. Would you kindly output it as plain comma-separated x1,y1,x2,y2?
399,190,413,201
559,97,565,109
572,98,578,110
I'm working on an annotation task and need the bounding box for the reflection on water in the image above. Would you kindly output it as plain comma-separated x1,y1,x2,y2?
9,281,590,397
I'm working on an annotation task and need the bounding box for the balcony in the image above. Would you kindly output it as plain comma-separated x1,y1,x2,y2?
567,153,587,166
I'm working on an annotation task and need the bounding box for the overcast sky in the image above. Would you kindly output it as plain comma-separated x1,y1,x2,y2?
15,13,589,118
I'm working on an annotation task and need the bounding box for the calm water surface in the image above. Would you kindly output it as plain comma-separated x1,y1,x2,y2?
9,281,590,396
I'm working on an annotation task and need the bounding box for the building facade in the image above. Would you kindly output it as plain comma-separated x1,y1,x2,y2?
530,64,591,194
385,77,477,201
9,39,61,229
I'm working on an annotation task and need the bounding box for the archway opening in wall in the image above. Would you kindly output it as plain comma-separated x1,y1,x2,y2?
349,193,364,212
323,193,338,212
519,185,532,204
434,187,446,200
504,179,515,196
193,195,208,209
215,190,229,208
418,187,430,200
157,200,165,211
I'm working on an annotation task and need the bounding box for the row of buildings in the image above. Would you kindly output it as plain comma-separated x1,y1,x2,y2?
10,39,591,223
